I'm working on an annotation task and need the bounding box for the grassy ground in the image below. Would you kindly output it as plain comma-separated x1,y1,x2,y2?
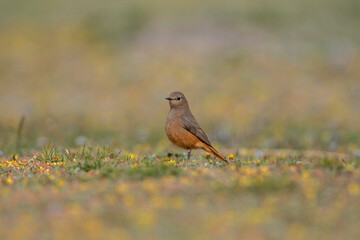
1,147,360,240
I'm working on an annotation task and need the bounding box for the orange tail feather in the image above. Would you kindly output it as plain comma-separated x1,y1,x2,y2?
207,145,228,163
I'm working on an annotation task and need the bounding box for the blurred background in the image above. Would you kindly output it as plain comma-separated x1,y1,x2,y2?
0,0,360,154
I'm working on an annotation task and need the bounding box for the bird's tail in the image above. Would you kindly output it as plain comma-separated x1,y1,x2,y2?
207,145,228,163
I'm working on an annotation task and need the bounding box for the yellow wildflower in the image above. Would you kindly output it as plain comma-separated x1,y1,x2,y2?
142,180,159,193
123,195,135,207
56,179,65,187
116,183,128,194
348,183,359,196
6,176,13,185
169,197,185,209
136,211,157,227
151,196,166,209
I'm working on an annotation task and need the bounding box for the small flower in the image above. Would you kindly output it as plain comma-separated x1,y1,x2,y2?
73,158,76,162
56,179,65,187
116,184,128,194
6,176,13,185
136,211,157,227
123,195,136,207
348,183,359,196
169,197,185,209
205,153,211,158
228,154,234,160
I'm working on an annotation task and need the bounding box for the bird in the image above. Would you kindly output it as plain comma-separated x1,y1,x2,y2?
165,91,228,163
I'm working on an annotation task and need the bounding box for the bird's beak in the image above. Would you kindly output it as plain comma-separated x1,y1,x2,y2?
165,97,172,101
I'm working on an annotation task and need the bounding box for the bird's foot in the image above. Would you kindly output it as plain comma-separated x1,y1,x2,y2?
187,150,191,160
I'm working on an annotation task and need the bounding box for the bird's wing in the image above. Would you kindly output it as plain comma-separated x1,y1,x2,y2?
181,114,212,147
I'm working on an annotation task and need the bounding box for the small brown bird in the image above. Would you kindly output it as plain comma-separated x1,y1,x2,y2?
165,91,228,163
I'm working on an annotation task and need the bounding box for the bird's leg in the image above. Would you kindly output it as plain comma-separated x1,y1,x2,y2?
187,149,191,160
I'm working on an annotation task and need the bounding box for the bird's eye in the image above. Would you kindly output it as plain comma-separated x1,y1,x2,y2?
177,97,181,101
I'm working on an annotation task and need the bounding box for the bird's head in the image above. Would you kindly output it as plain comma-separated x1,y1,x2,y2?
166,91,188,109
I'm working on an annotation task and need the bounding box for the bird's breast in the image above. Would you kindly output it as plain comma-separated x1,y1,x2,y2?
165,117,201,150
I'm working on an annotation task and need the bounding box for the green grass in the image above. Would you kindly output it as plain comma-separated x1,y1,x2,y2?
1,147,360,239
